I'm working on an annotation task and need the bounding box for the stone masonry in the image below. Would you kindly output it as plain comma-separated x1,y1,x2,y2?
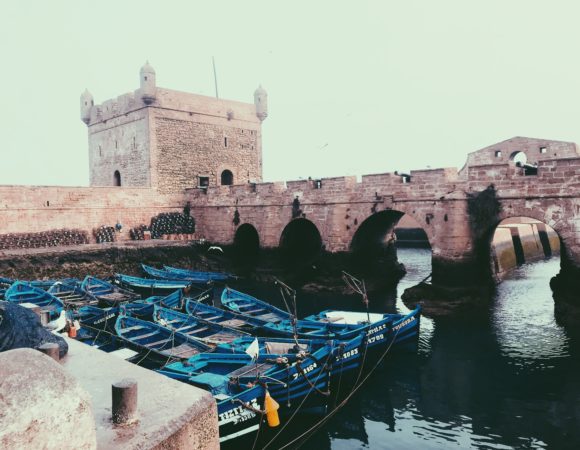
5,65,580,289
81,63,266,193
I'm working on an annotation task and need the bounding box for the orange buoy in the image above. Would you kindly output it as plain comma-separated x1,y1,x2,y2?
264,390,280,427
68,322,77,338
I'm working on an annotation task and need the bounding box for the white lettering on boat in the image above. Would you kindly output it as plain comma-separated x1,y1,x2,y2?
392,316,416,332
336,348,359,362
367,323,388,335
218,398,260,426
367,333,385,344
93,313,116,324
292,362,317,380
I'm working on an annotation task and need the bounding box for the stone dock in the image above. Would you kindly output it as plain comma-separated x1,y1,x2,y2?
0,338,219,449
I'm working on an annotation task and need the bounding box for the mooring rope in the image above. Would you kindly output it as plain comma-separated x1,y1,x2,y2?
261,345,336,450
274,326,403,450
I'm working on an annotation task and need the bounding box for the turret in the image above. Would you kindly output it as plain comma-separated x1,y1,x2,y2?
140,61,156,105
80,89,94,125
254,85,268,121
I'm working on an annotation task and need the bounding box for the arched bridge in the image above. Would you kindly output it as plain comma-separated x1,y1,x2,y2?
187,137,580,286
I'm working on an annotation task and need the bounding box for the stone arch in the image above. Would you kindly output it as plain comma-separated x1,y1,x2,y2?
233,223,260,258
350,210,405,254
490,215,561,278
279,218,322,262
473,203,570,284
221,170,234,186
114,170,121,187
350,207,435,252
350,209,433,274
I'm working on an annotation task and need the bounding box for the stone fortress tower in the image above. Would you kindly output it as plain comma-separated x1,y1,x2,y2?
81,62,267,193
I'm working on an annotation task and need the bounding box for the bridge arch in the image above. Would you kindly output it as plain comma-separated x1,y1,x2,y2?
233,223,260,258
490,216,560,279
350,209,433,275
279,218,322,262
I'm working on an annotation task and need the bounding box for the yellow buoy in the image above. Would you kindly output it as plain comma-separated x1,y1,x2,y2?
264,390,280,427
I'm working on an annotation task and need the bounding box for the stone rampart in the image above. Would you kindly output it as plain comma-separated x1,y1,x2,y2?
0,186,186,243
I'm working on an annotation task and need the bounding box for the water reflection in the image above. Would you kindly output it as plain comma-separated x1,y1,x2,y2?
289,249,580,450
492,258,568,370
228,249,579,449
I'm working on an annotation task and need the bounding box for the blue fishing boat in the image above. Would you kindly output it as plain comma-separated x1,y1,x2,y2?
0,276,14,300
185,297,264,333
114,273,195,293
80,276,140,306
220,287,292,323
4,281,64,318
303,306,422,350
28,278,80,291
141,264,215,286
220,288,421,351
153,305,250,346
74,303,154,335
160,336,340,443
163,265,234,282
48,281,99,308
220,287,386,339
115,314,212,360
142,287,212,310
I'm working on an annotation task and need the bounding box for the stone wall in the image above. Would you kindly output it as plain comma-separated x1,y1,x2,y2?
88,106,151,187
85,86,263,193
459,136,578,177
0,186,186,244
153,114,261,193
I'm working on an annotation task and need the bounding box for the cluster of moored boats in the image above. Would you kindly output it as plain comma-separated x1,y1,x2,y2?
0,265,421,444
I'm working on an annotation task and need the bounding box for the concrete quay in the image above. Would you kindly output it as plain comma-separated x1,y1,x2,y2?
62,338,219,449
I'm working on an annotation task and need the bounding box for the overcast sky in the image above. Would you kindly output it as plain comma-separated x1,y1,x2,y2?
1,1,580,186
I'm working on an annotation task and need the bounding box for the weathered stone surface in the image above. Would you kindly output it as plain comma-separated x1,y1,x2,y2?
62,338,219,450
0,348,96,450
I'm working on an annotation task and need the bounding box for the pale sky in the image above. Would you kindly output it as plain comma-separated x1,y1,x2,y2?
2,1,580,186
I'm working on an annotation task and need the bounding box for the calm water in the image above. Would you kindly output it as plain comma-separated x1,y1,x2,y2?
242,249,580,450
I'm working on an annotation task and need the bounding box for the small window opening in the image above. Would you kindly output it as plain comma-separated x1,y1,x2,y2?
46,201,50,207
199,176,209,189
133,136,136,149
144,76,148,81
221,170,234,186
224,137,228,148
495,150,502,157
114,170,121,187
99,145,102,157
115,141,118,149
314,179,322,189
540,147,547,154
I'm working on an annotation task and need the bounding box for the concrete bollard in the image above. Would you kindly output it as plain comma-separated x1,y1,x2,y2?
37,343,60,361
112,378,138,424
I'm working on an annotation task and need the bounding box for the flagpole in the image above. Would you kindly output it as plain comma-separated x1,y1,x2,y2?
212,56,219,99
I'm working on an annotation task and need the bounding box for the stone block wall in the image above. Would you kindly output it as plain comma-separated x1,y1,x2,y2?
153,113,261,193
459,136,578,177
0,186,186,244
86,85,263,193
88,107,151,187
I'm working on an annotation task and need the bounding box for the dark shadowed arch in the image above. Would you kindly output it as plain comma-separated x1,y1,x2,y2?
114,170,121,187
234,223,260,258
280,218,322,262
221,170,233,185
351,210,405,255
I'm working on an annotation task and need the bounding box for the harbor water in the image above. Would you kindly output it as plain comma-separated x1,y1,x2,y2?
237,248,579,450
